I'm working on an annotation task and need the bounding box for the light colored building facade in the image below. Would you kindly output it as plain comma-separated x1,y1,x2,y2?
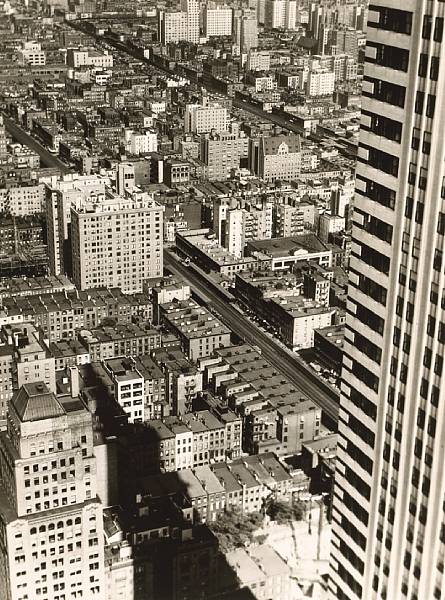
0,184,46,217
318,212,345,243
184,102,229,134
307,69,335,97
46,173,109,277
246,50,271,72
0,382,105,600
249,135,301,182
124,130,158,156
158,10,189,44
71,192,163,293
11,323,56,393
0,116,6,158
160,298,231,361
329,3,445,600
233,10,258,52
67,48,113,68
182,0,200,43
273,203,305,238
204,5,233,37
158,0,199,44
200,131,248,181
106,360,146,423
264,0,297,30
225,208,246,258
17,41,46,65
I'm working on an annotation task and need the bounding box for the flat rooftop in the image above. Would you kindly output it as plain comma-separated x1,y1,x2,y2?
178,229,256,267
161,299,230,340
247,234,330,257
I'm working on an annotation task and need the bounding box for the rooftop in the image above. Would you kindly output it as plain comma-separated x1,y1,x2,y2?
177,229,256,267
247,234,330,258
12,383,65,422
161,298,230,340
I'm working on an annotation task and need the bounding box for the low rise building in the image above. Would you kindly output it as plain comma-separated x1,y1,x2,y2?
48,339,91,371
225,545,293,600
5,323,56,393
160,298,231,361
246,234,332,270
67,47,114,68
104,358,146,423
270,297,334,349
176,229,257,277
150,277,191,324
78,323,162,361
133,355,167,420
138,452,296,521
0,288,152,342
152,348,202,415
0,275,74,301
313,324,344,374
164,416,194,470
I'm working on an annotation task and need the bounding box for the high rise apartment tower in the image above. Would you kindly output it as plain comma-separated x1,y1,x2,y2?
329,2,445,600
71,192,163,293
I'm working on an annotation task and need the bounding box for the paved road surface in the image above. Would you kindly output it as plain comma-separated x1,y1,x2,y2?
3,116,72,174
164,252,339,428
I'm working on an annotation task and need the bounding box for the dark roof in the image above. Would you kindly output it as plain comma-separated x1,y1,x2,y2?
262,134,300,156
12,383,65,422
296,36,318,49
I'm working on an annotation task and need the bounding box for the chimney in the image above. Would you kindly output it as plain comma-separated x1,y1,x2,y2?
69,366,79,398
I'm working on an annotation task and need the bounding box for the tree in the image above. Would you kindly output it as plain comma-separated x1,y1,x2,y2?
266,500,305,524
209,509,264,553
100,317,117,327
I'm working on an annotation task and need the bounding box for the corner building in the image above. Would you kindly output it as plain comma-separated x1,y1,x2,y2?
329,3,445,600
0,383,105,600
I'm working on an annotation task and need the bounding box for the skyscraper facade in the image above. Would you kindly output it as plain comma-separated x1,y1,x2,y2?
0,382,105,600
329,2,445,600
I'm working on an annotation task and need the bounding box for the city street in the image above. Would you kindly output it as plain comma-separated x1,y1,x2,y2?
165,251,340,428
2,115,72,173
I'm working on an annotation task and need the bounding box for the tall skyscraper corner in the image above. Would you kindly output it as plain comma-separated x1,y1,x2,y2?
329,2,445,600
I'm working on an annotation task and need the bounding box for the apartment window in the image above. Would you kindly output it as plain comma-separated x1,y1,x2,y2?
423,131,431,154
348,387,377,420
415,91,425,114
366,146,399,177
431,56,440,81
360,213,393,244
350,360,379,393
341,514,368,549
355,302,385,335
422,14,433,39
355,273,387,305
356,175,396,209
362,110,402,143
362,77,406,108
418,53,428,78
426,94,436,119
357,242,390,275
434,17,444,41
368,6,412,35
367,42,409,72
349,414,376,448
